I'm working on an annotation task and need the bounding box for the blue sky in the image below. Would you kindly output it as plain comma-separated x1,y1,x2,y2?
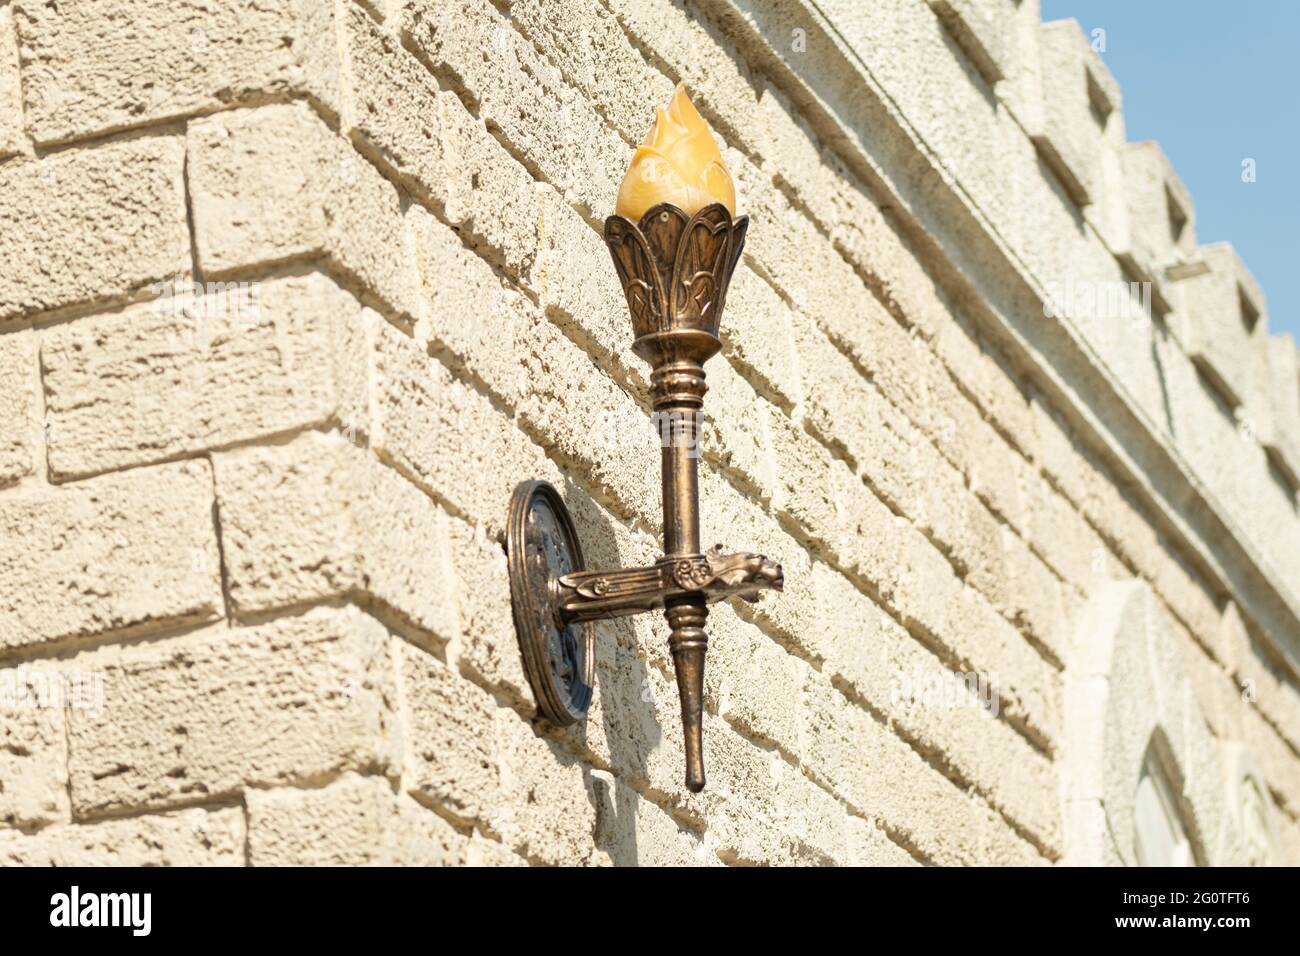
1040,1,1300,341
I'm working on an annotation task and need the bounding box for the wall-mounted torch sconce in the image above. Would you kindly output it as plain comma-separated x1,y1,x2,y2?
507,85,783,792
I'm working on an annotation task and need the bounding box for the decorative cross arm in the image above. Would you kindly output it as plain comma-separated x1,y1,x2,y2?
555,546,784,623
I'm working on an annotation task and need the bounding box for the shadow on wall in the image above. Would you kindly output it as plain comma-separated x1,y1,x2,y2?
552,476,663,866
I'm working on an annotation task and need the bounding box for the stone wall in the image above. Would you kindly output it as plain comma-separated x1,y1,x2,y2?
0,0,1296,865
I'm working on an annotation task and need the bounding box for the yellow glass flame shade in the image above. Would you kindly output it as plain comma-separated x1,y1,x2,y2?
615,83,736,221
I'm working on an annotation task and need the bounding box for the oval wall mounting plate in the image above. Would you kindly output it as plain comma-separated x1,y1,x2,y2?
506,480,595,726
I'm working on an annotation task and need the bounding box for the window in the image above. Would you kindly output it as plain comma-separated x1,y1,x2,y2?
1134,753,1193,866
1240,776,1277,866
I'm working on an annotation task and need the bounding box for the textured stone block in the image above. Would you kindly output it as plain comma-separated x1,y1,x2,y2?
698,715,828,865
66,606,398,817
1033,19,1117,207
247,773,467,866
408,203,533,405
0,0,1289,871
0,135,188,322
466,833,529,866
533,186,642,383
446,514,528,706
402,0,625,219
731,161,882,363
998,528,1068,663
342,2,539,279
845,814,921,866
1277,808,1300,865
930,311,1038,459
1027,390,1174,596
735,164,1033,546
833,623,1060,853
515,316,662,527
13,0,340,145
0,806,245,866
1242,703,1300,819
213,431,459,641
602,0,761,156
0,460,222,651
341,1,445,186
706,605,804,753
704,706,1040,865
1263,334,1300,485
762,0,1074,318
399,640,500,827
798,681,1042,865
906,344,1033,544
606,559,1045,865
495,712,600,865
700,357,776,496
1168,244,1268,415
752,79,835,213
188,102,416,318
721,264,802,411
775,558,1059,856
41,272,363,480
1018,464,1108,594
1159,334,1261,576
927,0,1015,82
368,315,562,533
766,415,1059,749
0,327,35,486
0,665,69,828
586,615,707,805
213,433,363,616
776,755,872,865
0,3,23,159
392,657,606,865
501,0,675,140
1120,141,1196,269
437,95,542,279
592,773,710,867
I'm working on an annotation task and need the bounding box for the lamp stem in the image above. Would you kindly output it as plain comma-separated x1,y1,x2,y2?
653,357,709,792
666,597,708,792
